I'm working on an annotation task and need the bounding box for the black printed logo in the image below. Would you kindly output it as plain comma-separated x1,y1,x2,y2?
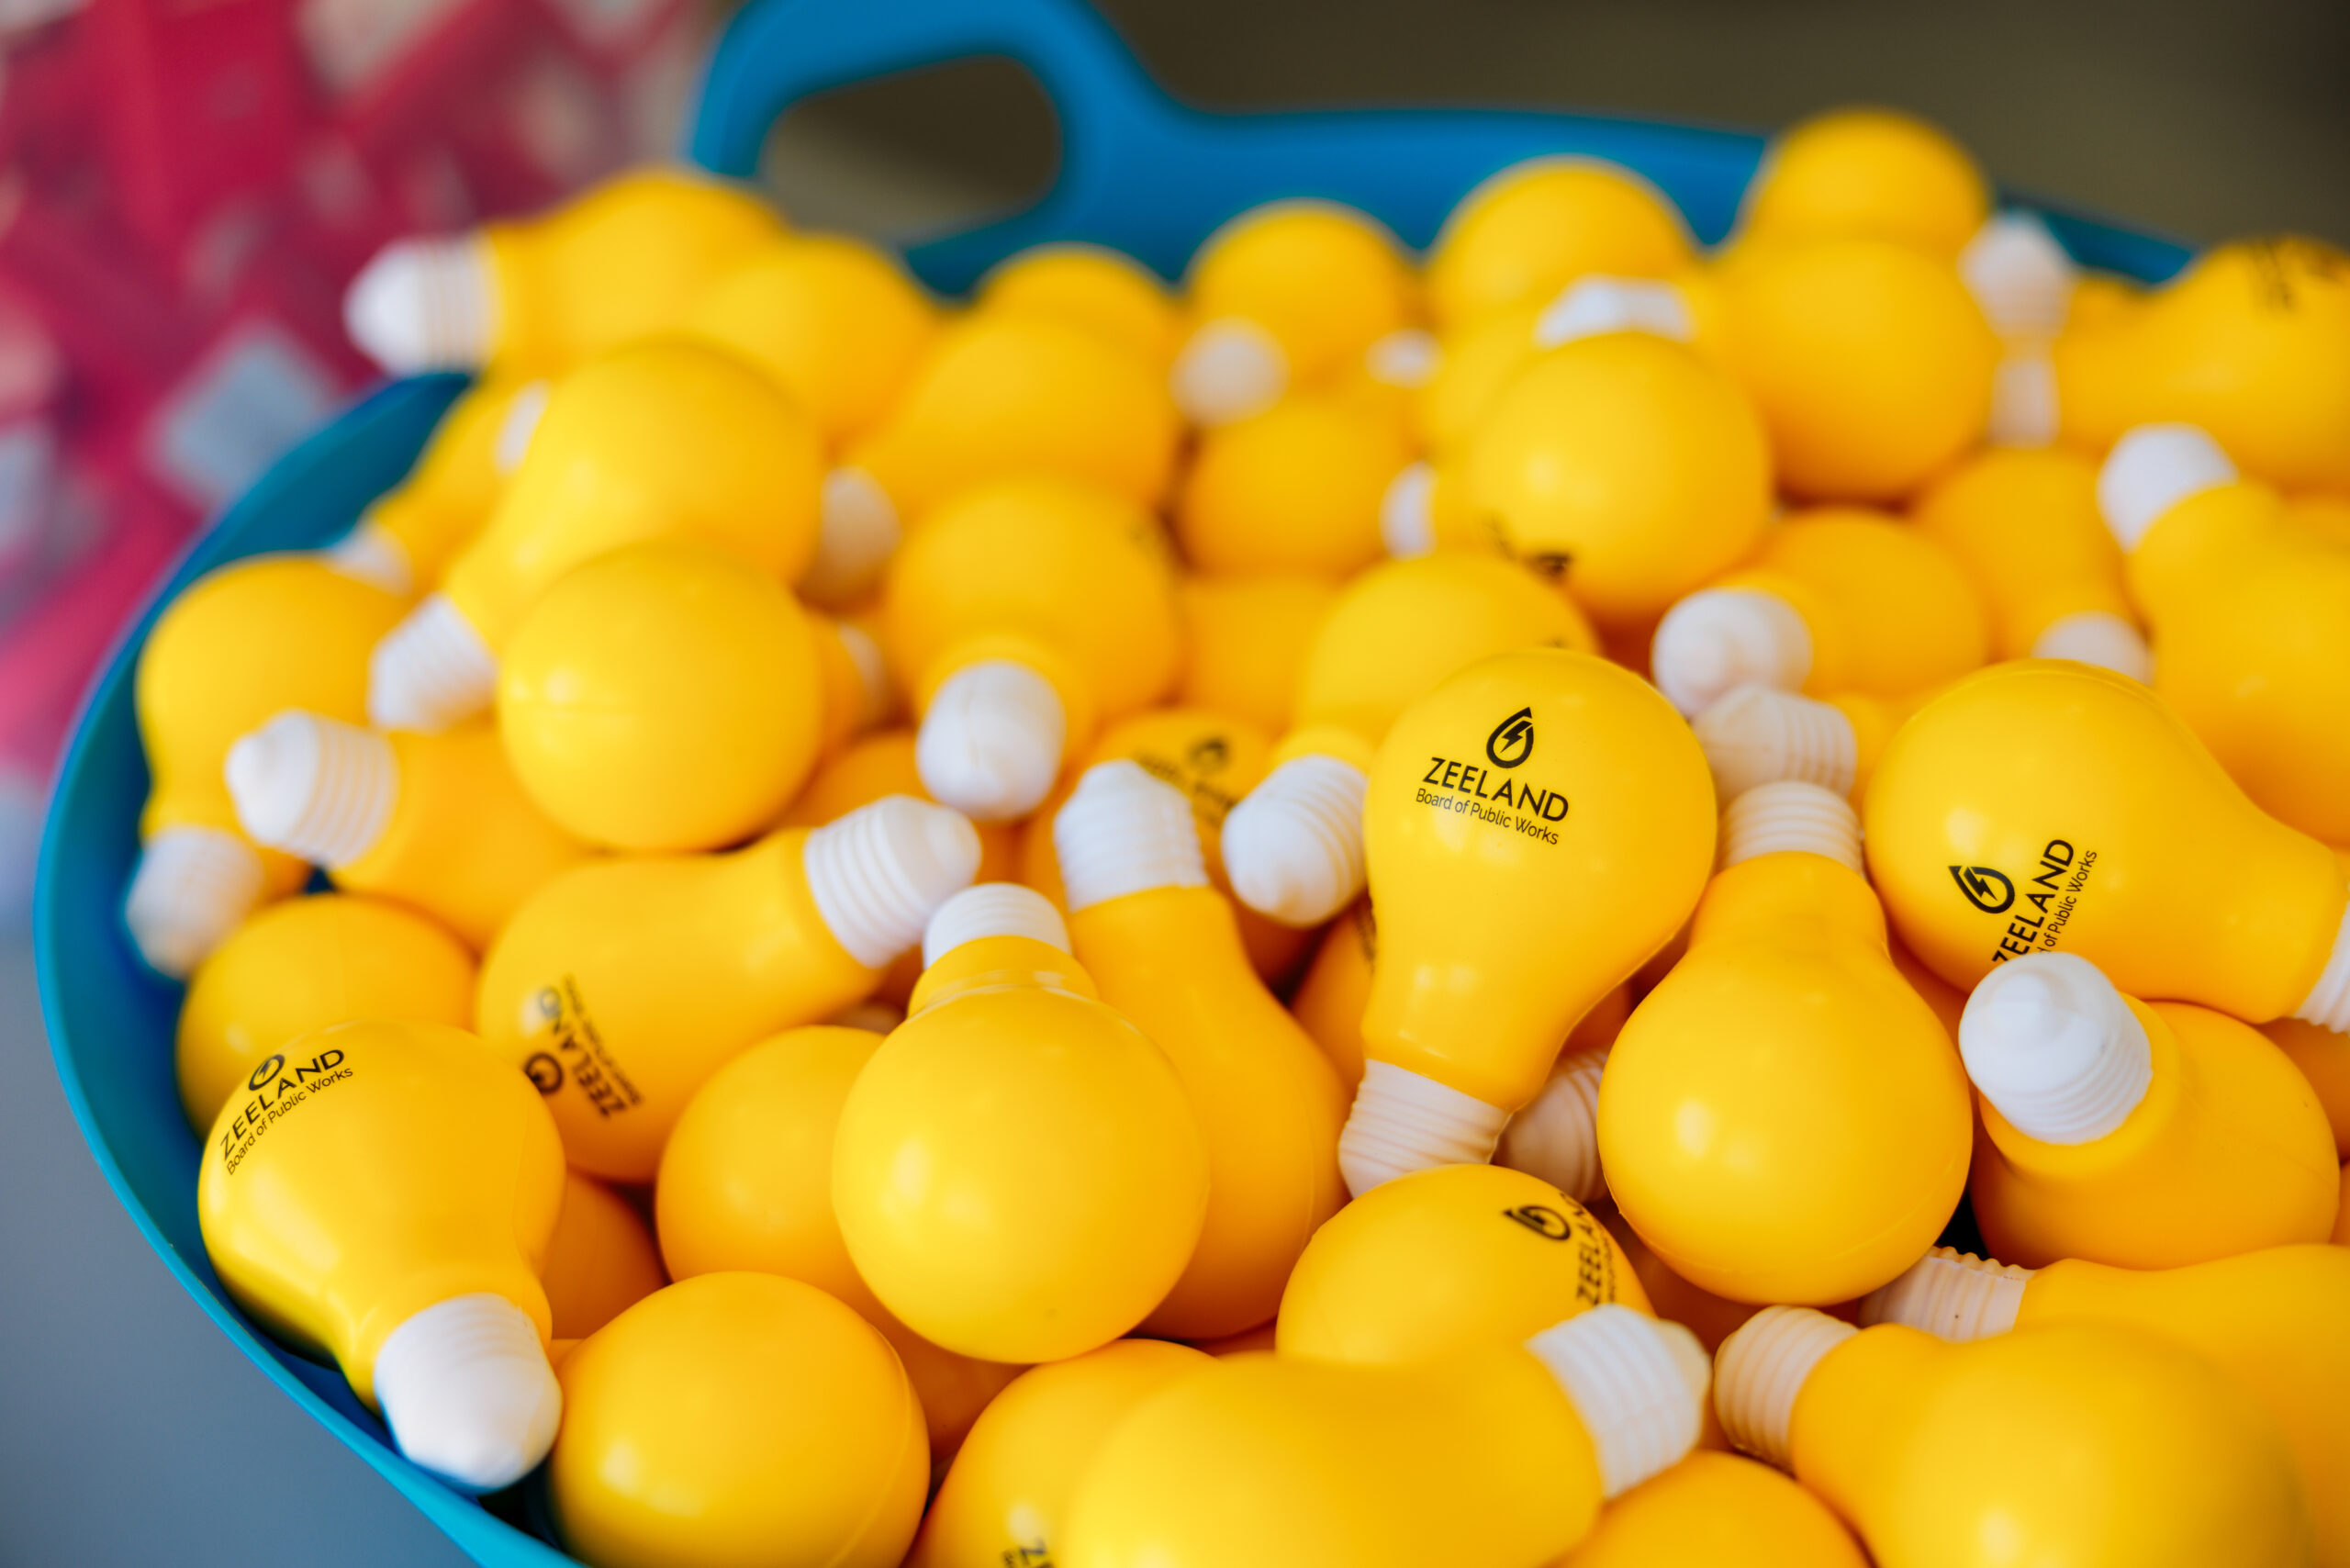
246,1054,285,1092
1504,1204,1572,1240
1949,865,2016,915
1487,708,1535,769
522,1053,564,1094
1185,736,1230,775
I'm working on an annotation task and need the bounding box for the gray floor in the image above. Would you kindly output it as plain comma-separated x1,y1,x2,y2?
7,0,2348,1562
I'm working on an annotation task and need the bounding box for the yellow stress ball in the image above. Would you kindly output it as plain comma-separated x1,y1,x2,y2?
498,538,824,853
174,891,475,1132
832,937,1209,1363
1719,236,1997,503
552,1272,927,1568
1277,1163,1651,1365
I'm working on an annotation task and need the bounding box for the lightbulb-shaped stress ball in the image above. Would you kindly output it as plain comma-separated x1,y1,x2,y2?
1341,647,1716,1194
476,794,979,1181
884,476,1182,823
199,1019,566,1489
126,554,407,976
1863,658,2350,1035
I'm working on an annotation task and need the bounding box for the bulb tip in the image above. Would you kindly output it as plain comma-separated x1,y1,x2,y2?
923,881,1071,968
1959,950,2152,1144
2098,425,2237,551
1218,754,1368,926
914,660,1067,823
1169,318,1287,427
1651,589,1814,717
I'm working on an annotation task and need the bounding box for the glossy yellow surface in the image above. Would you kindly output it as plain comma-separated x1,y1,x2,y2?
196,1019,565,1402
1183,203,1416,391
497,540,824,852
2266,1015,2350,1157
1281,554,1596,771
978,243,1181,367
654,1024,1023,1456
1067,884,1348,1338
331,720,588,949
682,233,938,449
1460,332,1773,631
539,1170,666,1341
1973,996,2339,1268
833,936,1209,1361
2019,1246,2350,1568
482,169,783,375
1595,1206,1763,1355
1791,1323,2314,1568
1177,394,1410,578
1174,572,1338,736
1723,508,1990,698
850,313,1178,517
1739,108,1988,257
176,893,475,1131
881,476,1183,749
2054,236,2350,492
1279,1164,1649,1363
1425,159,1693,330
1863,660,2350,1014
2123,479,2350,842
1604,854,1972,1303
135,554,406,887
1558,1450,1868,1568
1718,236,1997,502
1909,447,2137,658
551,1273,926,1568
1291,897,1378,1089
442,339,822,648
475,825,881,1182
361,375,525,588
909,1339,1214,1568
1060,1346,1608,1568
1362,648,1715,1113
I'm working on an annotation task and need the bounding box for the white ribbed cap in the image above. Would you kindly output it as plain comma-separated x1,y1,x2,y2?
343,236,497,375
1651,588,1814,718
1169,318,1287,427
803,794,982,969
914,660,1067,823
2293,898,2350,1034
2097,425,2237,551
1532,276,1695,349
1859,1247,2032,1341
372,1294,560,1491
1960,950,2153,1144
367,592,498,734
923,881,1071,967
1526,1305,1708,1499
325,521,413,596
2030,610,2154,682
1495,1047,1609,1205
1218,753,1369,927
1712,1305,1858,1472
123,824,266,978
1364,327,1440,388
224,711,398,870
1337,1060,1511,1197
800,467,902,607
1054,760,1210,913
1720,780,1863,874
1380,461,1438,560
1959,213,2076,341
492,381,550,476
1986,348,2059,449
1693,684,1859,802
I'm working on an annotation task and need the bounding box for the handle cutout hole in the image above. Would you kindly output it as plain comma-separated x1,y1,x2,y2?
760,56,1061,251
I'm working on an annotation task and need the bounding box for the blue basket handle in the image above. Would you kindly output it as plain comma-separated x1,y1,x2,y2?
688,0,1163,197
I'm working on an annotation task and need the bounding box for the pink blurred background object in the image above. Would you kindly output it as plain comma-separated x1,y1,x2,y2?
0,0,711,917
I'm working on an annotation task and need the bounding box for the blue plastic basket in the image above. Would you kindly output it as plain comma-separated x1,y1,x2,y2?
34,0,2196,1562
